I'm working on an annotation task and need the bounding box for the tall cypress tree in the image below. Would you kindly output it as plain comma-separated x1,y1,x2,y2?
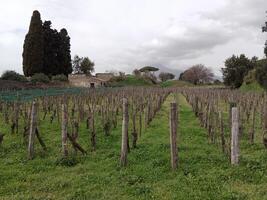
42,23,72,76
43,20,60,75
22,10,44,76
58,28,72,76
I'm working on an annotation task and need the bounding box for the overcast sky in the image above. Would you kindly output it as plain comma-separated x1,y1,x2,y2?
0,0,266,76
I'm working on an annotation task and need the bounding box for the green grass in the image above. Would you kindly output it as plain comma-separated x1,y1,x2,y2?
109,75,153,87
160,80,193,88
0,94,266,199
240,82,265,92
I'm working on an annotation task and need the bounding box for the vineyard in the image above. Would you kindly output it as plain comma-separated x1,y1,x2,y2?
0,87,266,200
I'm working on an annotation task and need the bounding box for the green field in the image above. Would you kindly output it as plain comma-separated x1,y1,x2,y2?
109,75,154,87
0,93,266,200
160,80,193,88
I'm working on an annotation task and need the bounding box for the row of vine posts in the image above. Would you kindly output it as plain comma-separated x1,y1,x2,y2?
0,88,179,168
182,88,267,165
1,87,266,170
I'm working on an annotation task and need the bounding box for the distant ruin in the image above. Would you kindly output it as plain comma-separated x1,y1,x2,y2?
69,73,113,88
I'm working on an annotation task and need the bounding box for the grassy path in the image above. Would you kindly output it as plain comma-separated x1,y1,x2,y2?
0,94,266,199
121,94,267,200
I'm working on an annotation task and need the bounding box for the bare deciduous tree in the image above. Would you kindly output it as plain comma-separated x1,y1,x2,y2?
159,72,175,82
181,64,214,85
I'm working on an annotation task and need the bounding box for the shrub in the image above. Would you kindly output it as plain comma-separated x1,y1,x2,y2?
52,74,68,82
31,73,50,83
0,70,28,82
222,54,255,88
255,59,267,89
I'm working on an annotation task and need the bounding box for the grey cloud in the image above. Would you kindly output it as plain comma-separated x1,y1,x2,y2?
115,0,267,75
0,0,266,76
120,17,236,71
202,0,267,29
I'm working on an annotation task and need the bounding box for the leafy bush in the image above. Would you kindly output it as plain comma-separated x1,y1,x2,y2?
0,70,27,82
52,74,68,82
255,59,267,90
31,73,50,83
222,55,256,88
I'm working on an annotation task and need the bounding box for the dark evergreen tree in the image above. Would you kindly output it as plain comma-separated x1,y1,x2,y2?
58,28,72,76
42,21,60,75
22,10,44,76
23,11,72,77
42,23,72,76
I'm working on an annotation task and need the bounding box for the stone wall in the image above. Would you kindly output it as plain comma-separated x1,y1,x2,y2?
95,73,113,81
69,74,105,88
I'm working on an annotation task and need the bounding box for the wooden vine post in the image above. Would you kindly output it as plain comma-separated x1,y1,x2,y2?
263,99,267,149
90,112,96,151
120,98,129,167
61,103,68,157
131,108,138,148
219,111,226,154
169,102,178,170
249,106,256,144
28,101,37,160
231,107,239,165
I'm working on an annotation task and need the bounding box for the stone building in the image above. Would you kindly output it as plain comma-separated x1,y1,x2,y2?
69,74,109,88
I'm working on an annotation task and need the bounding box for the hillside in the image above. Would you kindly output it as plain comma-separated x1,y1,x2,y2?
108,75,154,87
240,68,265,92
240,82,264,92
160,80,193,88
